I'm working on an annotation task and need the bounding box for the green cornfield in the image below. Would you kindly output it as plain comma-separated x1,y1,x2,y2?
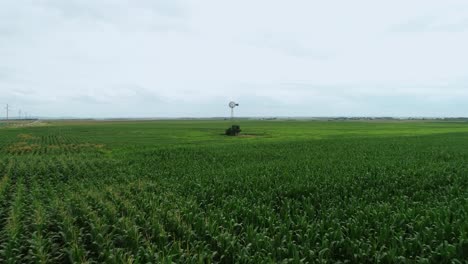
0,120,467,263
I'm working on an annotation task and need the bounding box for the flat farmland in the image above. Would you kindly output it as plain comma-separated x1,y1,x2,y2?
0,120,467,263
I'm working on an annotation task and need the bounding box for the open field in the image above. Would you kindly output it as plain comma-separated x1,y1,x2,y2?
0,120,468,263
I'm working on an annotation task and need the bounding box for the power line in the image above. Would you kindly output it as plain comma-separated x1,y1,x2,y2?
2,104,34,120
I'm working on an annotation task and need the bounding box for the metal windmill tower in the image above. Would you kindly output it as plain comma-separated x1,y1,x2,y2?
228,101,239,119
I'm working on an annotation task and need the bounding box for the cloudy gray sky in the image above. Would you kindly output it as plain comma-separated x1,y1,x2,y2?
1,0,468,118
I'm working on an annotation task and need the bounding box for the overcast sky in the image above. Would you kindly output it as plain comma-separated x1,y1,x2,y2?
1,0,468,118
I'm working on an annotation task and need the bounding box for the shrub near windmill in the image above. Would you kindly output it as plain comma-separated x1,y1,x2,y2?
225,101,241,136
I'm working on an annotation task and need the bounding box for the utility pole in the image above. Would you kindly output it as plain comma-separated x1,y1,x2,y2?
5,104,9,120
18,110,21,120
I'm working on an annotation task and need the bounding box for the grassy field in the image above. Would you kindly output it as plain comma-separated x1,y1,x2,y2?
0,120,468,263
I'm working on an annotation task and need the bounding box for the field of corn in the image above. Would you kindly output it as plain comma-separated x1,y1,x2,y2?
0,120,467,263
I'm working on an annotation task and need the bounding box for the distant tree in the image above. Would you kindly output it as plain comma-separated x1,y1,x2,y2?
225,125,241,136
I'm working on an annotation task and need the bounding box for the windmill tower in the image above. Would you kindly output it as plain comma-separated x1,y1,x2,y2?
228,101,239,120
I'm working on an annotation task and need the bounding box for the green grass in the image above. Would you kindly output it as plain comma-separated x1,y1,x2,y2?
0,120,468,263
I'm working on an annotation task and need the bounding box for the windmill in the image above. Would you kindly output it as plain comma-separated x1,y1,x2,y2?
225,101,241,136
228,101,239,120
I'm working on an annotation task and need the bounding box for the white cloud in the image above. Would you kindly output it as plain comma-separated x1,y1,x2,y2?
1,0,468,117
